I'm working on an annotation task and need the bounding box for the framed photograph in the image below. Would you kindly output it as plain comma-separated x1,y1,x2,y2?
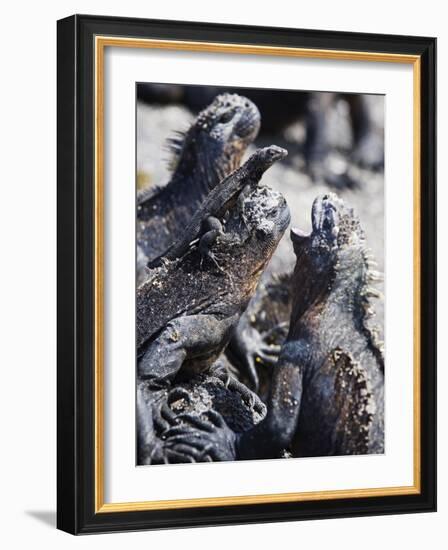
57,14,436,534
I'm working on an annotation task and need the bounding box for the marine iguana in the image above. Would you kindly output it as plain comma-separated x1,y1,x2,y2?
137,93,261,263
167,194,384,460
136,183,290,457
237,193,384,458
148,145,287,268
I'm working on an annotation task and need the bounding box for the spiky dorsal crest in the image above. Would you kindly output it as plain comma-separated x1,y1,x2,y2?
331,216,385,374
165,129,189,172
357,245,385,371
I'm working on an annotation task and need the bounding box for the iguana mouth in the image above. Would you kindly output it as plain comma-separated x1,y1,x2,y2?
290,193,356,252
290,193,342,251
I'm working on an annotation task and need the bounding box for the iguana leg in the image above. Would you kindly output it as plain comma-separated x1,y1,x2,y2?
138,323,188,391
198,216,227,273
210,363,266,415
136,383,178,465
138,314,236,391
236,340,305,459
304,92,333,181
139,385,229,465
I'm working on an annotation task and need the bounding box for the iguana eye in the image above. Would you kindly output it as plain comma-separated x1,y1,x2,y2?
218,110,235,124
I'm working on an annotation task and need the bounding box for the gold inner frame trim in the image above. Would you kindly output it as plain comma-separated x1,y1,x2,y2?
94,35,421,513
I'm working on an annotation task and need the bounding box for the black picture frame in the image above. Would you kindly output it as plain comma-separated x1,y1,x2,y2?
57,14,436,534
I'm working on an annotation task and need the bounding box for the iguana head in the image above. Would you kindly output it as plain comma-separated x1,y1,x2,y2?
289,194,383,341
220,186,290,287
291,193,365,275
242,145,288,181
168,93,261,188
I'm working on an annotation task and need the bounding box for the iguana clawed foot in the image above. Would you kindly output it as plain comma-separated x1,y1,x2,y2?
210,364,266,417
227,323,284,391
162,410,237,463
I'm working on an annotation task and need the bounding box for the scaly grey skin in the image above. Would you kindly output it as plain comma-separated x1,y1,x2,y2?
137,94,260,264
237,193,384,459
136,185,290,455
148,145,287,268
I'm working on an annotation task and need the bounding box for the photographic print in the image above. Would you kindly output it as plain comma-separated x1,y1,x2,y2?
135,84,385,465
57,16,435,533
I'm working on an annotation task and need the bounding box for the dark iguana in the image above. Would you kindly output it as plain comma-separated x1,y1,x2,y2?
168,194,384,460
136,181,290,454
148,145,287,268
137,93,260,264
237,193,384,458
